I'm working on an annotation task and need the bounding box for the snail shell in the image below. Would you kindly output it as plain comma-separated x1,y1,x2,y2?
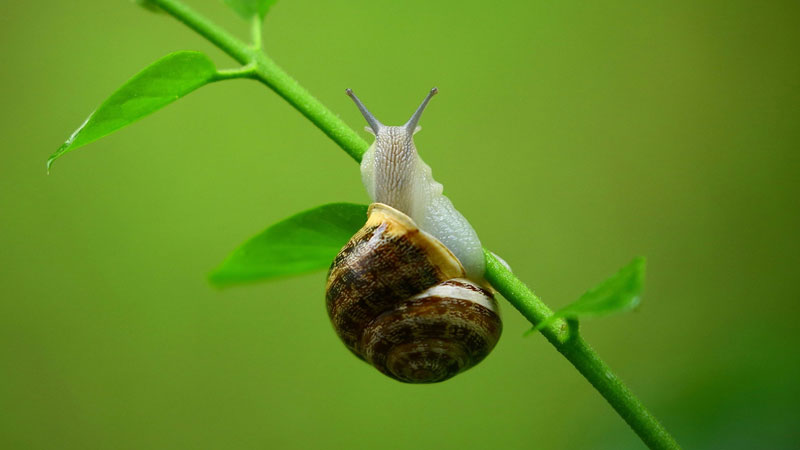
326,203,502,383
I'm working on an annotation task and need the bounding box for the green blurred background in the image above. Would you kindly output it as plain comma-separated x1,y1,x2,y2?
1,1,798,448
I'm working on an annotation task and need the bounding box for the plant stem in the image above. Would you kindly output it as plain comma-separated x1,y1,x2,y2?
484,252,680,449
146,1,680,448
151,0,368,163
251,15,263,50
248,54,368,163
213,64,257,81
150,0,252,64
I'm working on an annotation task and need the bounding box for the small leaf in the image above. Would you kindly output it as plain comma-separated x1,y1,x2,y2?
210,203,368,287
134,0,162,13
223,0,277,21
48,51,217,171
530,257,646,333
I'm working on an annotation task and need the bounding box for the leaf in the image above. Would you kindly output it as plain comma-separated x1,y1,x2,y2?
529,257,646,333
223,0,277,21
134,0,162,13
210,203,368,287
48,51,217,171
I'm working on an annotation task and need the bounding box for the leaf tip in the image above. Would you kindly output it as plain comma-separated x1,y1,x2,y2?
207,266,232,289
134,0,162,13
46,148,66,174
46,155,58,174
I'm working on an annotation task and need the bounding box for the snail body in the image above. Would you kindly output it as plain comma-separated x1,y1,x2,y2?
325,89,501,383
357,89,485,280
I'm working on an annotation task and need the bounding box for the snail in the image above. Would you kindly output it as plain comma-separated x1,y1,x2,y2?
325,88,502,383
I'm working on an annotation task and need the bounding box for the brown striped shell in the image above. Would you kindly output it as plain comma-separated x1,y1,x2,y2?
325,203,502,383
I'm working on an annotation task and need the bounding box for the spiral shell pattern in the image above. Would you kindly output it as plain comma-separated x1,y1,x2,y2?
326,203,502,383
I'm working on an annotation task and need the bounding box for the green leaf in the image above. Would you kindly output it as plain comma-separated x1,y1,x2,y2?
134,0,162,13
223,0,277,20
48,51,217,171
210,203,368,287
529,257,646,333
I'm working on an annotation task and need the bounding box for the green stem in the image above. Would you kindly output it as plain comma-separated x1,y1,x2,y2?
146,1,680,448
249,54,368,162
151,0,368,163
151,0,252,64
213,64,257,81
484,252,680,449
251,15,263,50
